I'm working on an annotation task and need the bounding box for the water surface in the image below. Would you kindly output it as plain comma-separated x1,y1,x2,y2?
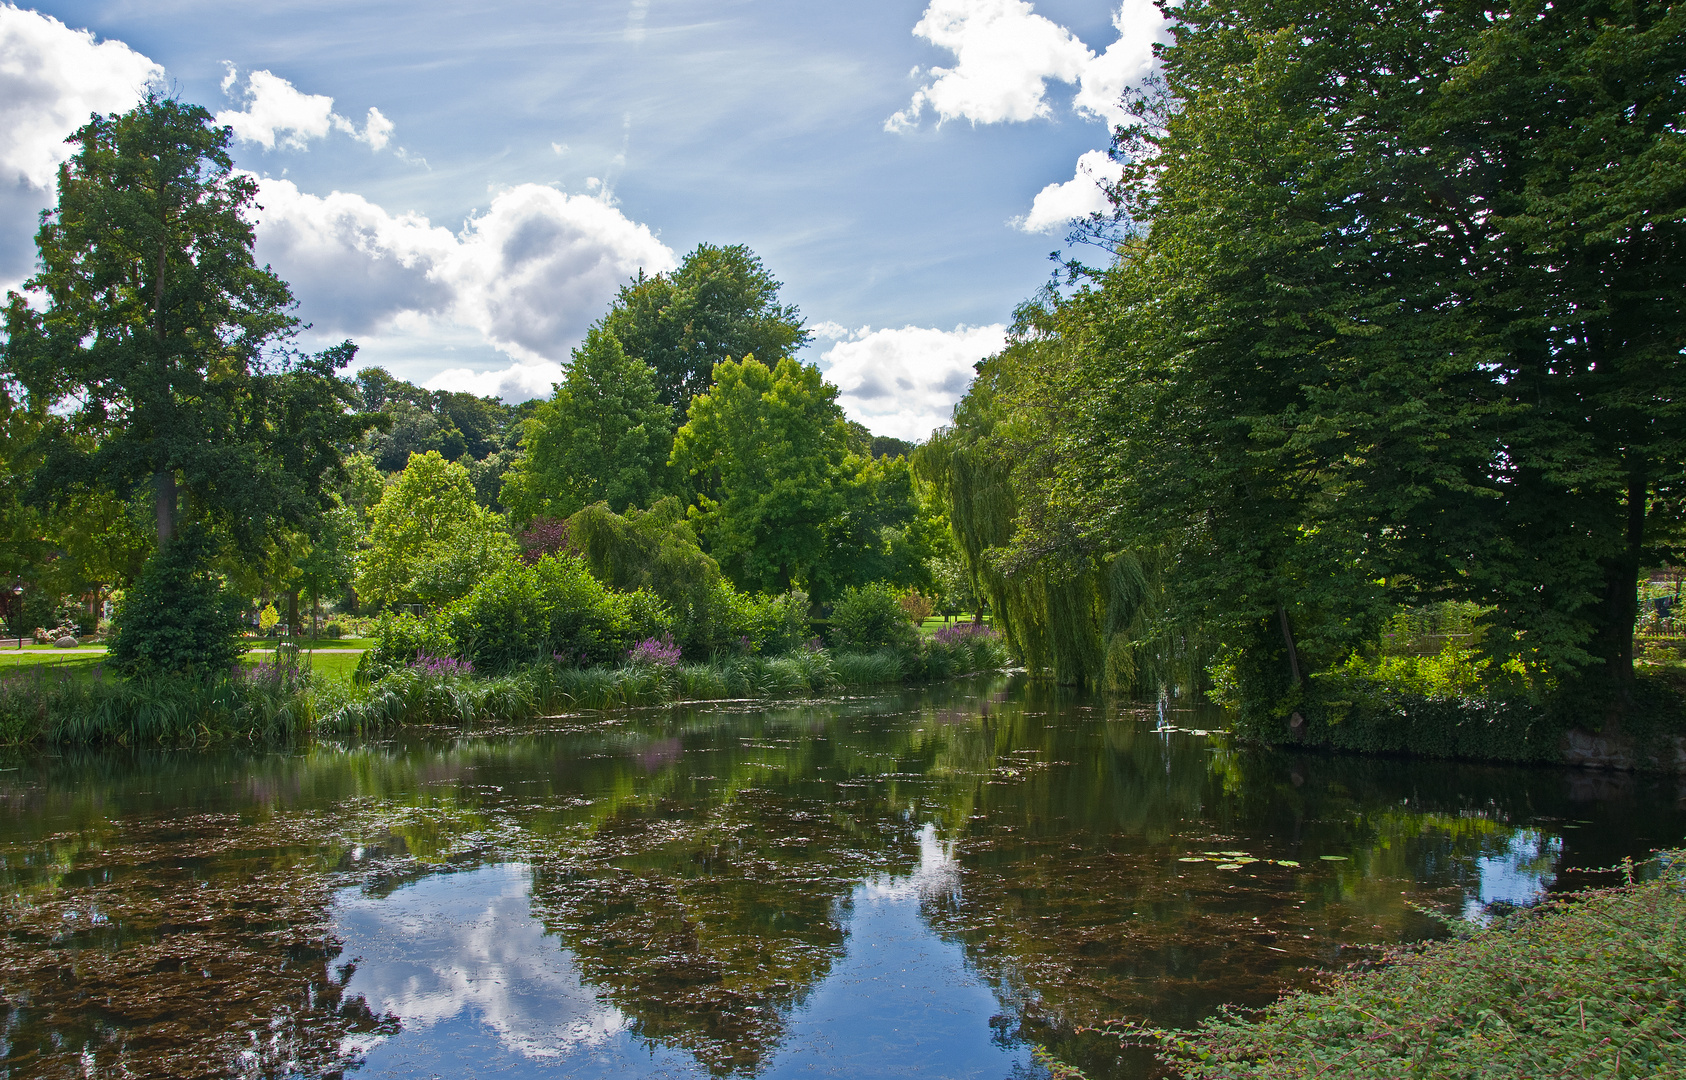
2,677,1680,1079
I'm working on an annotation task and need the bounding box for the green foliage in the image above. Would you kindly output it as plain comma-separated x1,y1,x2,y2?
811,454,944,599
106,527,247,679
2,97,376,553
828,583,918,651
355,451,516,609
1156,853,1686,1079
671,355,849,593
598,243,809,411
361,553,668,676
500,328,675,523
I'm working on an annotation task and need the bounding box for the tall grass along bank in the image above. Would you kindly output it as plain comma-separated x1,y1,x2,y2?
0,633,1009,748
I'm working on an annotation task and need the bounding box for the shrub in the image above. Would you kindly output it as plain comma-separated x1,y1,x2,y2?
107,526,248,679
829,582,917,650
897,590,936,625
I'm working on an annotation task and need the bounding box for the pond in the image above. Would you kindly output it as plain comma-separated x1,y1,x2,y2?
2,676,1681,1079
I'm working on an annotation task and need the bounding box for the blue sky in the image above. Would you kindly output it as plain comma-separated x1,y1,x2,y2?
0,1,1165,437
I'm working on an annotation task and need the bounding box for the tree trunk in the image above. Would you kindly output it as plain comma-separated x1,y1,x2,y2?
1277,605,1303,685
1592,471,1646,727
153,471,176,544
286,590,300,637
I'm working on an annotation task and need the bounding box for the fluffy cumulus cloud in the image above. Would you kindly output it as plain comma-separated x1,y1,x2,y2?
817,322,1007,441
1014,148,1121,234
0,4,161,285
217,66,394,151
254,178,677,396
887,0,1167,131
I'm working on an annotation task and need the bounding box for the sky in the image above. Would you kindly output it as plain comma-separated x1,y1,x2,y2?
0,0,1167,440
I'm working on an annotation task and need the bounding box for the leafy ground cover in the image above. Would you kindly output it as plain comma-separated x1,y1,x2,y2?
1054,851,1686,1079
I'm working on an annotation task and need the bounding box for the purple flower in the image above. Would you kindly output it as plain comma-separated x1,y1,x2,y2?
627,634,682,668
933,622,998,646
409,652,474,677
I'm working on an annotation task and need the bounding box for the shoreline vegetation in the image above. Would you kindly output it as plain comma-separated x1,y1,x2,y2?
1048,849,1686,1080
0,631,1010,749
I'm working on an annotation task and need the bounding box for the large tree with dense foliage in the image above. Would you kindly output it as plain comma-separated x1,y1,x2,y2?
670,356,848,593
0,96,376,671
500,328,675,523
930,0,1686,717
356,451,516,610
2,97,372,550
598,244,810,411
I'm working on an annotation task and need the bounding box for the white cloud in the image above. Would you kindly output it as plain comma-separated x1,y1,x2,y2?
1072,0,1168,126
357,106,394,151
424,361,561,403
252,178,458,332
1014,148,1120,233
0,4,161,286
819,322,1007,441
886,0,1169,130
887,0,1088,130
253,178,677,394
216,67,395,152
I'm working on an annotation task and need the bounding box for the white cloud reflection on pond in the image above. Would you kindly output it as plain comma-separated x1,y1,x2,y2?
333,830,1037,1078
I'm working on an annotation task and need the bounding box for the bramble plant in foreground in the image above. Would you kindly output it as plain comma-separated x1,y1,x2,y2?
628,634,682,668
409,652,474,677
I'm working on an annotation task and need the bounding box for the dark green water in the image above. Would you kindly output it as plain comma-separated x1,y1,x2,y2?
2,676,1681,1079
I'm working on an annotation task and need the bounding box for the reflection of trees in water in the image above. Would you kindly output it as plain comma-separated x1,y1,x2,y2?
907,700,1665,1078
527,785,923,1074
2,682,1678,1079
0,812,398,1079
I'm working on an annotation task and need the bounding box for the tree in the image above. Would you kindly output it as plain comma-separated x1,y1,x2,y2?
599,244,810,411
1017,0,1686,710
356,451,516,609
0,96,376,673
2,97,372,550
500,328,675,523
670,356,848,593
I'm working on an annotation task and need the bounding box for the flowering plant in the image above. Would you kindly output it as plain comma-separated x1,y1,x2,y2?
409,651,474,677
627,633,682,668
933,622,998,646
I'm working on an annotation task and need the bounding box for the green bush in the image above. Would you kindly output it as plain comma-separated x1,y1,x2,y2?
107,526,248,679
829,582,917,650
358,553,671,676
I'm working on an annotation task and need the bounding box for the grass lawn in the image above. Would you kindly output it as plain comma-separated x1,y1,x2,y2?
0,651,108,680
243,637,374,650
0,647,361,683
918,613,991,636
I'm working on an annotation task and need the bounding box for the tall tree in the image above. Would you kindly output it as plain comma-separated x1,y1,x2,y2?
1040,0,1686,709
670,356,847,593
500,328,675,523
1,97,374,553
599,243,810,412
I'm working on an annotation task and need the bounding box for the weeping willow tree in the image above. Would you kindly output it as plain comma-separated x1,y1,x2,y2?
915,308,1208,694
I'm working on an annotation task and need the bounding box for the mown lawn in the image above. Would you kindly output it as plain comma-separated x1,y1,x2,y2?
0,647,362,683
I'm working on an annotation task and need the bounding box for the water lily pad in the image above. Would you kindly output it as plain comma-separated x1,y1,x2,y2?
1178,857,1208,862
1215,863,1244,870
1275,860,1301,868
1319,855,1350,861
1233,857,1259,864
1220,851,1249,857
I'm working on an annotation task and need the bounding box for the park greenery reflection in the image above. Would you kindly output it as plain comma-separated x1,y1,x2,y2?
2,677,1680,1078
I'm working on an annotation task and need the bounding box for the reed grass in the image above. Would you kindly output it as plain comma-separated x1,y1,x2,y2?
2,635,1011,748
